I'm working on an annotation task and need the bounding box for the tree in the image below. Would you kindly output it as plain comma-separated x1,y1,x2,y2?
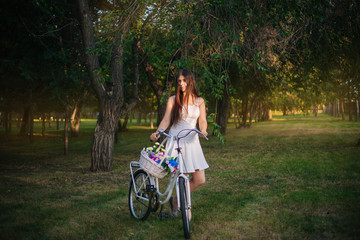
182,0,304,132
287,0,360,121
76,0,141,171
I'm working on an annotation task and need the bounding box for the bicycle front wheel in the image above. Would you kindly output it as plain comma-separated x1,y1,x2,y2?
128,169,152,220
179,177,190,239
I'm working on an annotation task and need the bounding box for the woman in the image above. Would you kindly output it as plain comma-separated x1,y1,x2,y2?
150,69,209,219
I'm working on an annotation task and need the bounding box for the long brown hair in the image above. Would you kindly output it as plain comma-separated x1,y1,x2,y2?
171,69,199,124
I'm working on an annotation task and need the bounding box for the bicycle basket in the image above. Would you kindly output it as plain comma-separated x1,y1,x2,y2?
139,150,168,179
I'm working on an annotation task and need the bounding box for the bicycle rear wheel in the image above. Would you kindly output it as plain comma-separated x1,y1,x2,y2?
128,169,152,220
179,177,190,239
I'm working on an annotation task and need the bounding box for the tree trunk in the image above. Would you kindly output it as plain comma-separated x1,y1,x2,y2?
28,89,33,143
268,109,272,121
263,106,268,120
339,85,345,120
4,110,10,135
262,104,268,120
347,84,352,121
216,82,231,134
17,114,21,128
118,114,129,132
137,112,142,126
8,112,12,133
157,101,167,128
333,102,339,117
231,100,239,128
248,104,254,127
248,98,257,127
355,100,359,122
150,112,154,129
258,102,262,122
123,114,129,130
236,100,241,126
70,103,82,137
326,103,329,115
241,95,248,126
282,105,287,116
42,113,46,136
313,105,318,117
48,114,52,128
1,112,3,128
91,102,120,171
29,109,33,143
74,109,81,136
253,103,258,123
64,106,69,155
19,105,30,136
56,113,60,130
348,100,353,121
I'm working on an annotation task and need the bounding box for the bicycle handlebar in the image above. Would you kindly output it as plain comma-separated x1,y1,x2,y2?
158,128,208,141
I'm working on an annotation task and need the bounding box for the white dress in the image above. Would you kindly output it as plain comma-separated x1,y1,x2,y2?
165,97,209,173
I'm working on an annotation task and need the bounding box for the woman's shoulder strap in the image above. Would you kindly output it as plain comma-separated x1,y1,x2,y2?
195,97,200,106
169,95,176,102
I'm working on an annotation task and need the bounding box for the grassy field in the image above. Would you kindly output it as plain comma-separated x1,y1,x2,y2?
1,114,360,239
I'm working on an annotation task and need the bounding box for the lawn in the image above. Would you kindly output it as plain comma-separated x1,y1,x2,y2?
1,114,360,239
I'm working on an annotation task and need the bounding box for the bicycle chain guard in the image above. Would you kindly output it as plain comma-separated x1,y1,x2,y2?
146,184,156,192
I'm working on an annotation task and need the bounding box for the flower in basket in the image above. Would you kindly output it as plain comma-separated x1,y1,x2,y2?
162,157,178,173
142,142,178,174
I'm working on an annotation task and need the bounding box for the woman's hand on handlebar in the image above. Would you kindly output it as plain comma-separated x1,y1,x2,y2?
200,129,208,138
150,131,160,141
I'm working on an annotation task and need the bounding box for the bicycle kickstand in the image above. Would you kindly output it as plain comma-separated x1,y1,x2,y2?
158,205,170,220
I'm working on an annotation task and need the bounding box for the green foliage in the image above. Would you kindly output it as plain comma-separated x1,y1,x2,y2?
209,113,226,144
203,71,227,100
0,0,90,116
1,0,359,138
211,122,226,145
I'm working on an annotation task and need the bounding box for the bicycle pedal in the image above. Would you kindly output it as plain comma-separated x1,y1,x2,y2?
146,184,156,192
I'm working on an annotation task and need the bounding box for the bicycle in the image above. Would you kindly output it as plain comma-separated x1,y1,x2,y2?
128,128,208,239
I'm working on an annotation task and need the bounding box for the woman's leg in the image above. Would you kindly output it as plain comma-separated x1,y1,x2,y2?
188,169,206,193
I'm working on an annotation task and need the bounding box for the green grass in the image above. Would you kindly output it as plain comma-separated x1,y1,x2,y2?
1,114,360,239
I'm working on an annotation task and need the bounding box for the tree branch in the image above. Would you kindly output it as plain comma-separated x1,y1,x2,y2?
77,0,103,100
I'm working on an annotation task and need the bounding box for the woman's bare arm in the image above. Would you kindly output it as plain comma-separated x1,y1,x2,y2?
198,97,208,137
150,96,175,141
